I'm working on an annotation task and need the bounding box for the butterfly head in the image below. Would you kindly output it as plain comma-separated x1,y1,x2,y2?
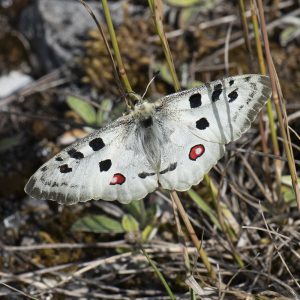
132,100,163,128
132,101,155,119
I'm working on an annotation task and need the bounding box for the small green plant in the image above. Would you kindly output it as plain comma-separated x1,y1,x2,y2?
66,95,112,126
71,199,159,242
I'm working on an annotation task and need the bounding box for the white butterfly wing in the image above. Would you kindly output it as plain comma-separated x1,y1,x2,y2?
25,115,158,204
156,120,225,190
159,74,271,143
156,74,271,190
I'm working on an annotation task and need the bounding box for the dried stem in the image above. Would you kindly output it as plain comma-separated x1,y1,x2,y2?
250,0,279,196
101,0,133,96
256,0,300,209
170,191,217,280
148,0,180,91
148,0,217,280
238,0,253,59
170,195,194,280
79,0,127,103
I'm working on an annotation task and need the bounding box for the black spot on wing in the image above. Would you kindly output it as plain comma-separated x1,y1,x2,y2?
250,82,258,90
229,79,234,86
59,164,72,173
212,83,223,102
44,180,52,186
159,168,168,175
196,118,209,130
228,90,238,103
41,166,48,172
169,163,177,171
141,117,153,128
249,90,256,98
138,172,156,179
244,76,251,82
246,98,252,105
67,148,84,159
89,138,105,151
160,162,177,175
189,93,202,108
99,159,112,172
55,156,63,162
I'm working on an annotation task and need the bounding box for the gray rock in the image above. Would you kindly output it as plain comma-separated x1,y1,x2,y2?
19,0,127,73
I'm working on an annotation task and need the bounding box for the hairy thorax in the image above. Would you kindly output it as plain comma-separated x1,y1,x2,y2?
131,100,163,168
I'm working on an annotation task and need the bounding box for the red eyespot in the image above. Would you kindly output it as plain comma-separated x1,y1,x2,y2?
110,173,126,185
189,144,205,161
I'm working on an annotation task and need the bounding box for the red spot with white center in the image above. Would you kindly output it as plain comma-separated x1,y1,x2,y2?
189,144,205,161
110,173,126,185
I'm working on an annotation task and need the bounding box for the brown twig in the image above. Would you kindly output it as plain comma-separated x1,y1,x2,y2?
170,191,217,280
256,0,300,209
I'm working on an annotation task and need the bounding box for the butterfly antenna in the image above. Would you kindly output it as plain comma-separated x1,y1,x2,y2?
142,71,160,99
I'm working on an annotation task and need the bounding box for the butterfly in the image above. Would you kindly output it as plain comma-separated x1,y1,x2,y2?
25,74,272,205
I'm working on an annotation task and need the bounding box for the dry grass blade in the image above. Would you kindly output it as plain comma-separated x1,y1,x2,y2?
148,0,217,280
170,191,217,280
0,282,39,300
238,0,253,58
250,0,272,189
79,0,128,105
101,0,133,98
256,0,300,209
148,0,180,91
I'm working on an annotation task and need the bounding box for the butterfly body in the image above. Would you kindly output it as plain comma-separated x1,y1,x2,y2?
25,74,272,204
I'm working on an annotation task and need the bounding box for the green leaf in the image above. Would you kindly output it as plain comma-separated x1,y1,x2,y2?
122,214,139,233
280,26,300,47
165,0,219,9
164,0,203,7
71,215,124,233
66,96,97,125
187,189,221,229
281,175,300,204
187,80,204,89
96,98,113,126
141,224,157,241
155,63,173,86
124,199,143,220
281,175,300,187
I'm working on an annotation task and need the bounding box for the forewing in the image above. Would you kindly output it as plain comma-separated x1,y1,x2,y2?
156,74,271,191
25,115,158,204
158,74,272,144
